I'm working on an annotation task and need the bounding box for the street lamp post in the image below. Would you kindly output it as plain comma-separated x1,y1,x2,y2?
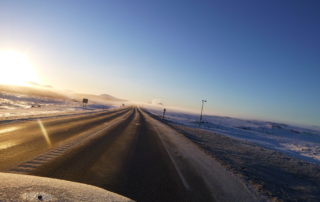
199,99,207,127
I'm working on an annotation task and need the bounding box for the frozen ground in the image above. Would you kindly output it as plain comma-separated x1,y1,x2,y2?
143,110,261,201
146,108,320,165
144,108,320,201
0,88,120,122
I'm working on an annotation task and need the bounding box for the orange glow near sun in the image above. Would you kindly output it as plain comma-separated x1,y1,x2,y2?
0,50,39,86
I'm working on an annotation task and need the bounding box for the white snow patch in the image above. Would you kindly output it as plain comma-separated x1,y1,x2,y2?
0,91,119,121
145,108,320,165
142,110,260,201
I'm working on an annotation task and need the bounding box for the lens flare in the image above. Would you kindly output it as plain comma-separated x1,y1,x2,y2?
37,119,51,147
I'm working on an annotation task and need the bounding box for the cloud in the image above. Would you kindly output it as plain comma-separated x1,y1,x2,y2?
151,98,164,106
27,81,53,88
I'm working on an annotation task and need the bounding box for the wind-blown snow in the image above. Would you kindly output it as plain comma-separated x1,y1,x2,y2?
146,108,320,165
0,91,117,121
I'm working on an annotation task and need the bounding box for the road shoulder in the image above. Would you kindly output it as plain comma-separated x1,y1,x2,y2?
140,109,262,202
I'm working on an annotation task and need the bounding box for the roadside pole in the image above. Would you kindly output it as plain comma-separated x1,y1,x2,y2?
162,108,166,120
199,99,207,127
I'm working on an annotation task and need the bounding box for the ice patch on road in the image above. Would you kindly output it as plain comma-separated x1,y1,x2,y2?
0,126,19,134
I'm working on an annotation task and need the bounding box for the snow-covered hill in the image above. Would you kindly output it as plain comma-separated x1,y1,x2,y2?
0,84,125,120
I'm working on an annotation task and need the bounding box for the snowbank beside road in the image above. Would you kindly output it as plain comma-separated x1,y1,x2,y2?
146,108,320,165
141,110,261,202
0,88,121,122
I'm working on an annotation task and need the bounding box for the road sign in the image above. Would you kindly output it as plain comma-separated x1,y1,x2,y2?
82,98,88,108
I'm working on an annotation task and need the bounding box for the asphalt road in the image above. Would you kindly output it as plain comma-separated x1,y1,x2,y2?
0,107,129,171
0,107,213,201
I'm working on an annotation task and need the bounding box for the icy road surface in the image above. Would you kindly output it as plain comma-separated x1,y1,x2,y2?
0,107,260,201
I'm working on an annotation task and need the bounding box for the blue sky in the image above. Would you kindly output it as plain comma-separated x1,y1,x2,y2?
0,0,319,126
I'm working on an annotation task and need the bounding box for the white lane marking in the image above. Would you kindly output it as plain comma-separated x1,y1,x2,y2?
0,142,17,150
148,118,191,190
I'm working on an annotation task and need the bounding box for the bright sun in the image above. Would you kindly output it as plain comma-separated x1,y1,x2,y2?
0,50,39,86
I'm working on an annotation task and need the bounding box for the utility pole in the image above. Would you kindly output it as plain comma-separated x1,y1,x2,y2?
199,99,207,127
162,108,166,120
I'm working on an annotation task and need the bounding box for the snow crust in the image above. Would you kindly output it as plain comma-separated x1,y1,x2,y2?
146,108,320,165
142,110,261,201
0,91,118,121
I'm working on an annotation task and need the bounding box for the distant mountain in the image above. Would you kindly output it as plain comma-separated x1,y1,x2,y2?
27,81,53,89
0,84,127,105
100,94,126,102
72,93,126,104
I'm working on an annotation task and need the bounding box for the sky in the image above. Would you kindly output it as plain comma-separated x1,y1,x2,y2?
0,0,319,127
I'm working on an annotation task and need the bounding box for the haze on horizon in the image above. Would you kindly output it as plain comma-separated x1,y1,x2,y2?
0,0,319,127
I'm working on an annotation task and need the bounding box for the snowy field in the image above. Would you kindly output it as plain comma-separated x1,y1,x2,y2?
146,107,320,165
0,87,121,122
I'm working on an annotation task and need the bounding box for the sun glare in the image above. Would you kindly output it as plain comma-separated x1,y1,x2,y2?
0,50,39,86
